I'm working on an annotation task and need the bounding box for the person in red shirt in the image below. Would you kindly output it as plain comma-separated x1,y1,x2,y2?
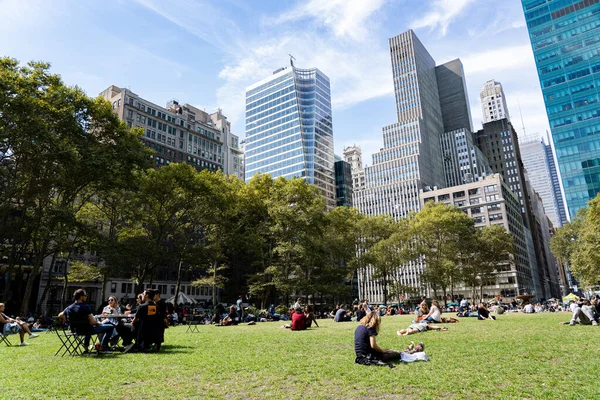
291,307,306,331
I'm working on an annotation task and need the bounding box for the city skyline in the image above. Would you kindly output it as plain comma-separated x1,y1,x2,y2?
1,0,548,163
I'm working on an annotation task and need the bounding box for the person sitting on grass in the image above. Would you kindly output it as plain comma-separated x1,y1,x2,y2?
334,305,352,322
423,300,442,323
415,301,429,322
291,307,306,330
396,320,448,336
355,311,401,366
221,306,238,326
0,303,39,345
58,289,116,353
304,305,319,328
355,304,367,322
477,303,496,320
355,312,428,367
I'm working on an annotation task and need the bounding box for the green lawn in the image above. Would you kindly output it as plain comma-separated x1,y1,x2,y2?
3,312,599,399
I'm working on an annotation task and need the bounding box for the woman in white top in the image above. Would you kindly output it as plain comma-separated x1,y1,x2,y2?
101,296,122,326
423,300,442,323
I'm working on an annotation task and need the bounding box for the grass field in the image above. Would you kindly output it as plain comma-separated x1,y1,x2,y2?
3,312,599,399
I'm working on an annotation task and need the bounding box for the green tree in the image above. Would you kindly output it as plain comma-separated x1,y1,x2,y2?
0,58,149,312
356,215,397,304
571,195,600,286
550,209,585,286
413,202,474,302
460,225,514,301
369,217,418,306
268,177,327,304
317,207,364,304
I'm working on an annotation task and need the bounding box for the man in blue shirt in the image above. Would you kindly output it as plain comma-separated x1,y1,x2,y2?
59,288,116,353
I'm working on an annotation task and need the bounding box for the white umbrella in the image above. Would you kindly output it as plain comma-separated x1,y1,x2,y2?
167,292,197,305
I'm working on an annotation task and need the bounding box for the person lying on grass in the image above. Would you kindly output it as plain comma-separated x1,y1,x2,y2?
559,299,598,326
355,312,428,367
396,320,448,336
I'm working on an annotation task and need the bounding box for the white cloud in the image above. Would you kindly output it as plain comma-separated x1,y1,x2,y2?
215,32,393,134
410,0,475,36
460,45,534,75
271,0,387,42
132,0,242,50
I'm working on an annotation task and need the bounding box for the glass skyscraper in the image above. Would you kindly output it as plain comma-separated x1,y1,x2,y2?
522,0,600,217
244,66,335,206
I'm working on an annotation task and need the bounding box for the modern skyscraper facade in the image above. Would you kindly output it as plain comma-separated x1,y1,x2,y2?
519,133,568,227
354,30,449,301
475,119,528,216
522,0,600,217
480,80,510,123
440,128,492,187
334,158,353,207
244,66,335,206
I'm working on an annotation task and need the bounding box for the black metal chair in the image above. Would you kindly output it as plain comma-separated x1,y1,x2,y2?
185,315,201,333
0,332,12,347
54,324,86,356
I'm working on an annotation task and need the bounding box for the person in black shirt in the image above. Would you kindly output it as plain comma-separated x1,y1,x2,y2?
131,290,161,351
355,304,367,322
153,291,167,350
477,303,496,320
354,312,401,364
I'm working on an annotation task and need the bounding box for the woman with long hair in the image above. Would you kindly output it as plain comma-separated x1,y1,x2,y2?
354,312,401,364
423,300,442,323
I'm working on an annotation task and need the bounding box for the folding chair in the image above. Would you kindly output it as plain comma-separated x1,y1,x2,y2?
185,315,200,333
54,326,85,357
0,332,12,347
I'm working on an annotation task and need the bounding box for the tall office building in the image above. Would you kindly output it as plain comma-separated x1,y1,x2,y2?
99,85,239,175
440,128,492,187
244,66,335,206
480,80,510,123
334,156,353,207
475,119,528,216
474,117,562,299
519,133,568,227
343,145,365,191
522,0,600,217
354,30,456,301
420,174,535,299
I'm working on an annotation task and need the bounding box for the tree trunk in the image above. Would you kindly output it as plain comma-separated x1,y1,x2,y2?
175,258,183,310
212,260,217,306
37,252,57,313
100,275,108,304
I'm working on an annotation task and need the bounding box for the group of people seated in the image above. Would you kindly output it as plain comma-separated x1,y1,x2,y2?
354,302,429,368
58,288,168,353
0,303,40,345
282,305,319,330
455,302,497,320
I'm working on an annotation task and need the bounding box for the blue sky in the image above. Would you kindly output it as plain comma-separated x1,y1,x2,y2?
0,0,546,165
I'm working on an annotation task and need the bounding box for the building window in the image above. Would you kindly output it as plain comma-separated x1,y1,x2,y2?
110,283,117,293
